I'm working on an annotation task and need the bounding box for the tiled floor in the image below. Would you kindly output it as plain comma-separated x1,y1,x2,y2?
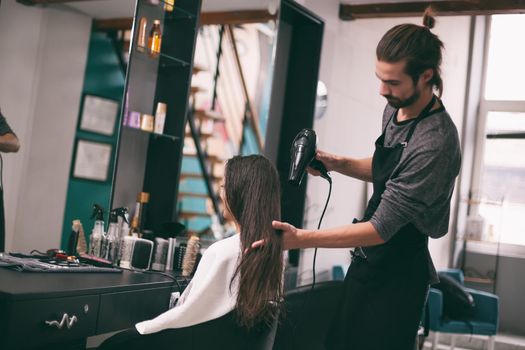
423,332,525,350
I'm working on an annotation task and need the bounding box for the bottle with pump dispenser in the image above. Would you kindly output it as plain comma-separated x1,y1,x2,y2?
89,204,106,258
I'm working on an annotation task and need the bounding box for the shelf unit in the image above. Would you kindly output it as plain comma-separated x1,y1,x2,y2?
111,0,202,234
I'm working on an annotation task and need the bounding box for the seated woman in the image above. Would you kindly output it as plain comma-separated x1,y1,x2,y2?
98,154,283,349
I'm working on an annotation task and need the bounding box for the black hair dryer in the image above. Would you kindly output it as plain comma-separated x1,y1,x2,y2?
289,128,331,186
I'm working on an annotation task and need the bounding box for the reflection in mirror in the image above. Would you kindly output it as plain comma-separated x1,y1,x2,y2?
0,0,279,260
176,20,278,240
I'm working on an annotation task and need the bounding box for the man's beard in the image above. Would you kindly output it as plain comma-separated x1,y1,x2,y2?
384,88,420,108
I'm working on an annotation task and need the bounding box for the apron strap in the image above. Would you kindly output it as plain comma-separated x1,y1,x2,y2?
402,95,437,146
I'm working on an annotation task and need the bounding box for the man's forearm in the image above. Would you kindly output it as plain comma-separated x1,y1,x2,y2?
334,157,373,182
292,222,384,249
0,133,20,153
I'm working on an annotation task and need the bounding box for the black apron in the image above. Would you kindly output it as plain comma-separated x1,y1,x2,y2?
326,97,436,350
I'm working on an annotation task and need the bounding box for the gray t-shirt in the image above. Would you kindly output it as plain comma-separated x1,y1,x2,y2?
369,102,461,243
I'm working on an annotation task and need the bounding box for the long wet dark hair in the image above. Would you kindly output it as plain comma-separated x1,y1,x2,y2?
225,155,283,329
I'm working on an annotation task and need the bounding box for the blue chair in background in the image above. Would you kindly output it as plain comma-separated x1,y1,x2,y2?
332,264,348,282
332,265,500,350
426,268,499,350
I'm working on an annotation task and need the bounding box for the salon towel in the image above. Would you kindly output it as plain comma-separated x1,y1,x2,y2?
136,234,240,334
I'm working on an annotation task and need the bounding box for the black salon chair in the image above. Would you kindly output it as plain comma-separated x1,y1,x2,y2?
273,280,344,350
97,311,277,350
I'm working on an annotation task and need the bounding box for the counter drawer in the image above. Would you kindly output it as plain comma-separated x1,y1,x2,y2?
98,286,171,333
5,295,99,349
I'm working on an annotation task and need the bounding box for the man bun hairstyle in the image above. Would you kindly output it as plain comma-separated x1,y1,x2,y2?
422,6,436,29
376,6,444,97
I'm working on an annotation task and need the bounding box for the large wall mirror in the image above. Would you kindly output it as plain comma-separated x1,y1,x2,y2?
0,0,284,254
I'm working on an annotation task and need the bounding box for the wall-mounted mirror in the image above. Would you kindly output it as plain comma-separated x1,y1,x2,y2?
0,0,280,254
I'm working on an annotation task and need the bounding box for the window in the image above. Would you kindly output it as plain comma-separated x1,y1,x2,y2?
484,15,525,101
474,15,525,246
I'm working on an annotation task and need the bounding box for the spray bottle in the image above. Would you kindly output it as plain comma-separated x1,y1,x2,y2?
118,207,134,268
89,204,105,257
107,207,129,264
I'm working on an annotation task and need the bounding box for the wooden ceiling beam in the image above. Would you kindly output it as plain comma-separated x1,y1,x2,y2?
17,0,92,4
200,10,276,25
93,18,134,31
339,0,525,20
92,10,276,32
17,0,276,25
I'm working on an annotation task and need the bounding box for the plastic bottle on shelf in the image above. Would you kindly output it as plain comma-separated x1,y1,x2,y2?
140,114,155,132
164,0,174,12
148,20,162,56
137,17,148,52
465,213,485,241
154,102,167,134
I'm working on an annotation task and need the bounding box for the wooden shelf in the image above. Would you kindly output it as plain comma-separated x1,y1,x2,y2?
180,172,222,182
178,192,211,198
190,86,207,94
182,151,223,164
464,276,495,284
192,64,208,75
178,211,211,219
185,131,214,140
193,109,224,122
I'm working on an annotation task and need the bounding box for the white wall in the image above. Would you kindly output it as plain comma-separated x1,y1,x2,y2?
296,0,470,284
0,0,91,252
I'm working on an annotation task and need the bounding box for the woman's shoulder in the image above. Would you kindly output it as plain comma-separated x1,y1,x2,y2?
204,234,240,259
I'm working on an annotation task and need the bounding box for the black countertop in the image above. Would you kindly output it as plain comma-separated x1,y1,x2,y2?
0,268,177,301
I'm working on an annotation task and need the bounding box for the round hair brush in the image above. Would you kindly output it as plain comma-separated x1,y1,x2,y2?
182,236,201,277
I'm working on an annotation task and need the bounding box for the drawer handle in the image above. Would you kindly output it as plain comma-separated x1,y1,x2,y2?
45,313,78,330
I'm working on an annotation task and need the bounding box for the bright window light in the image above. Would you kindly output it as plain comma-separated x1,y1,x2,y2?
485,15,525,101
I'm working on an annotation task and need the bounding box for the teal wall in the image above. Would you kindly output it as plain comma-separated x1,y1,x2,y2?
60,31,125,248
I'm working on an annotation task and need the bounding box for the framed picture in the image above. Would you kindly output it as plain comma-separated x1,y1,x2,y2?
73,140,112,182
79,94,119,136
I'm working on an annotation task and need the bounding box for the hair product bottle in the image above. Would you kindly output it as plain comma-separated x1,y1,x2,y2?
152,237,169,271
127,111,141,128
73,219,87,255
148,20,162,56
89,204,105,257
138,192,150,233
164,0,174,12
137,17,148,52
140,114,155,132
130,192,150,236
104,210,120,262
154,102,166,134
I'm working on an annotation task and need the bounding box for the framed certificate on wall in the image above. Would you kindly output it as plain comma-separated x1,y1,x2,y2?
79,94,119,136
72,139,112,182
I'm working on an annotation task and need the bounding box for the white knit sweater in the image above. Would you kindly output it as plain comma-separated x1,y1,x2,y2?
136,234,241,334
